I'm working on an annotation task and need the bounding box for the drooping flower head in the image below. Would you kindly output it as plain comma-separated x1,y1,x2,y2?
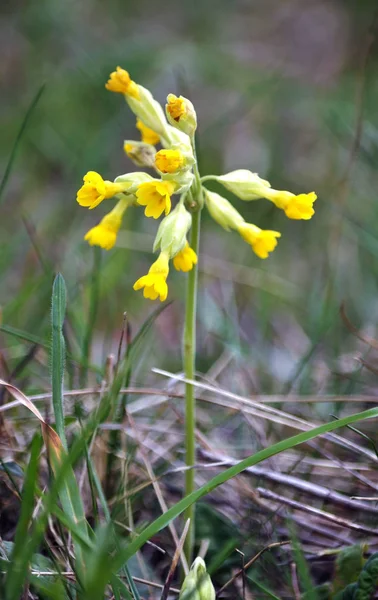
265,190,317,220
84,197,129,250
237,223,281,259
136,180,176,219
173,243,198,272
133,252,170,301
105,66,140,98
77,172,127,210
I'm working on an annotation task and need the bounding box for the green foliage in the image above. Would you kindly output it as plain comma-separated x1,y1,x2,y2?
332,545,367,596
333,553,378,600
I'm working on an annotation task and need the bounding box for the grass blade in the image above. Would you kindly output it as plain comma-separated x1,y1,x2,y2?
51,273,67,449
5,435,42,600
113,405,378,570
0,84,45,205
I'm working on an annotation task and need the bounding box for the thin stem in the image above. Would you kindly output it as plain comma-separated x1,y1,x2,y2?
183,133,203,564
183,208,201,565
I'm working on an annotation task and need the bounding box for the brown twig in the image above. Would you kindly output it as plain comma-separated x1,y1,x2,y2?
160,519,191,600
217,541,290,596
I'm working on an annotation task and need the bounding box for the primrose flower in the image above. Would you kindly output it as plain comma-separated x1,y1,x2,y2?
105,66,140,99
136,180,176,219
264,190,317,220
173,243,198,272
77,171,129,210
207,169,317,220
166,94,197,136
237,222,281,259
155,149,185,174
133,251,169,301
136,118,160,145
84,197,129,250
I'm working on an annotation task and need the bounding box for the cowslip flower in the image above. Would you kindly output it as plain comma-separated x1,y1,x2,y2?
204,170,317,220
155,149,185,174
205,190,280,259
173,243,198,272
105,66,139,99
263,189,317,220
136,118,160,145
166,94,197,136
133,251,170,301
237,222,281,259
77,171,129,210
84,197,129,250
136,180,176,219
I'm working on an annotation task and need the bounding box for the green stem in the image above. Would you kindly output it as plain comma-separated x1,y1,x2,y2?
183,210,201,565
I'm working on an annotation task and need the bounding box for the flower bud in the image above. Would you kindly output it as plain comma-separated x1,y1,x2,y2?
209,169,271,200
123,140,156,168
153,202,192,257
166,93,197,136
205,190,244,231
179,558,215,600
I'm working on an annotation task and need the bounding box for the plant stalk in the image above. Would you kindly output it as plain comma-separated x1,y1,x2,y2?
183,206,201,564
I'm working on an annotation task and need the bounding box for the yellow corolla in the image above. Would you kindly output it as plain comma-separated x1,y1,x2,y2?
136,180,175,219
77,172,127,210
237,223,281,259
133,252,170,301
265,190,317,220
105,66,140,99
166,94,186,122
173,243,198,272
84,198,128,250
154,149,185,174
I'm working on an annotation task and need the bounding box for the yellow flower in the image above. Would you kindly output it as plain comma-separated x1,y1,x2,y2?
84,198,128,250
77,171,126,210
173,243,198,272
265,190,317,220
133,252,169,301
166,94,186,122
136,118,160,145
136,180,175,219
105,66,140,99
238,223,281,259
155,149,185,174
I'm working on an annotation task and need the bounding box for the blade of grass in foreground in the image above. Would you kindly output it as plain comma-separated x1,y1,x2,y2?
113,405,378,570
5,435,42,600
0,84,45,205
51,273,67,449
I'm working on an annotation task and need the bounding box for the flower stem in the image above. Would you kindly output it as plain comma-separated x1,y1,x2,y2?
183,206,201,564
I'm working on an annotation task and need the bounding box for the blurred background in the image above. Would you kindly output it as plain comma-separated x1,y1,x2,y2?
1,0,378,398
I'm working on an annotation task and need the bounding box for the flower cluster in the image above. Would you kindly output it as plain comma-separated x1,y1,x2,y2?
76,66,317,301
